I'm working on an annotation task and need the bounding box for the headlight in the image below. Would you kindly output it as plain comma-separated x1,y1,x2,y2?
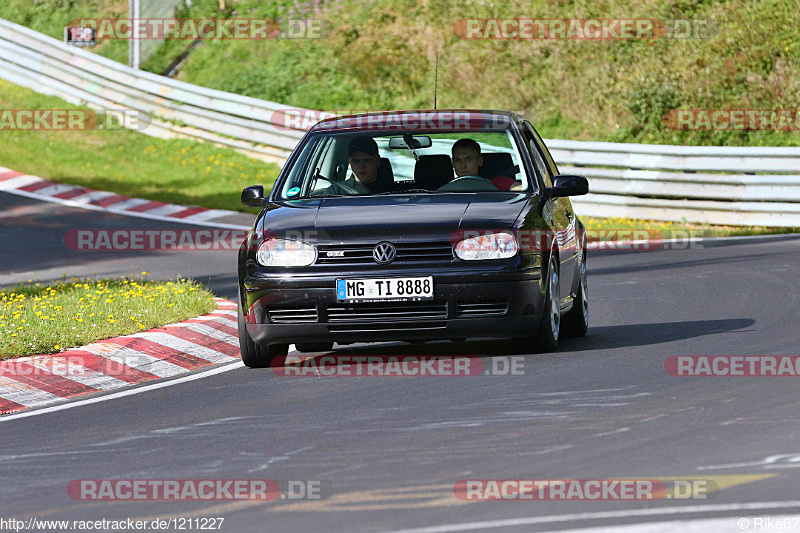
455,232,518,260
256,239,316,267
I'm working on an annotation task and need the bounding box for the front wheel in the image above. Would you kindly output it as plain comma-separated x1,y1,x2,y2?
238,302,289,368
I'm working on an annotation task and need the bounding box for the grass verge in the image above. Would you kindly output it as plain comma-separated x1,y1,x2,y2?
0,80,280,213
583,217,800,240
0,0,224,75
0,276,217,359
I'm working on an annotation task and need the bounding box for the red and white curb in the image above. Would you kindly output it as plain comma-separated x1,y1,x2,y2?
0,166,249,230
0,298,240,415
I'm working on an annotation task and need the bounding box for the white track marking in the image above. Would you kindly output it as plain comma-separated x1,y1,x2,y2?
550,515,800,533
82,342,188,377
386,501,800,533
184,315,237,327
35,183,80,196
0,377,63,408
189,311,237,322
0,175,39,190
128,332,236,363
172,323,239,346
104,197,153,211
131,203,186,217
27,358,128,391
209,309,238,317
180,209,238,222
0,186,249,229
0,361,244,422
69,190,119,204
699,454,800,470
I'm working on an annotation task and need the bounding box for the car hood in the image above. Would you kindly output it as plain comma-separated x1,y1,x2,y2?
260,193,529,242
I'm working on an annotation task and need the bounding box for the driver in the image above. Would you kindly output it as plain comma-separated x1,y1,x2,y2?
316,136,392,195
451,138,521,191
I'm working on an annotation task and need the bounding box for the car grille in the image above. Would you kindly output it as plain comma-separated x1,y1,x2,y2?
326,301,448,322
316,242,454,265
455,299,508,317
267,306,319,323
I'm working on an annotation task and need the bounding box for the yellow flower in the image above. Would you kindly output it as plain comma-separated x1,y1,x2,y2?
54,345,61,350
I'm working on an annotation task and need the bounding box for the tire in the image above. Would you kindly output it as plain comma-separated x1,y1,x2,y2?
562,241,588,337
295,342,334,353
238,301,289,368
514,252,560,353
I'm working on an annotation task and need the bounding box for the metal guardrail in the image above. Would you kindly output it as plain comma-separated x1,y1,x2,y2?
0,18,306,163
548,140,800,226
1,18,799,226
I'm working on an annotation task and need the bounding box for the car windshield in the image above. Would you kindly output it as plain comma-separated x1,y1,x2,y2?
276,129,531,200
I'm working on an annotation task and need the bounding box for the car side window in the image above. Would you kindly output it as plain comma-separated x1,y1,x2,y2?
522,123,553,188
527,123,560,178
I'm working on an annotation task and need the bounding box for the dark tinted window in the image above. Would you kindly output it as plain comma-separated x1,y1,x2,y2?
526,122,560,177
522,122,553,188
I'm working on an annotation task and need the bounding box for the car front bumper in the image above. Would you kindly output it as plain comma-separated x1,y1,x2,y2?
241,266,545,345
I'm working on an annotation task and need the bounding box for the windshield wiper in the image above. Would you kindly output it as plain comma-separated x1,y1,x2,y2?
305,193,349,198
374,188,436,195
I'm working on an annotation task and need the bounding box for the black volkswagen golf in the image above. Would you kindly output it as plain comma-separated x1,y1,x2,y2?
237,110,589,367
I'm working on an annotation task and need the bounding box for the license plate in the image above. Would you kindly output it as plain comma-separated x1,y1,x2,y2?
336,277,433,302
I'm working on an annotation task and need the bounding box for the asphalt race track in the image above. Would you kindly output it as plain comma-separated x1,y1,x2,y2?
2,190,800,532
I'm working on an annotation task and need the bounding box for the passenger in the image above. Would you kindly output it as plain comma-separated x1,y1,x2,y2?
451,138,521,191
317,136,391,195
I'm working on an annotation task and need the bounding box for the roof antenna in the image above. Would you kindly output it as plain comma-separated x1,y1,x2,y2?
434,54,438,110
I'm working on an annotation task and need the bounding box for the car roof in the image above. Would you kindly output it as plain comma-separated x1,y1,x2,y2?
308,109,522,133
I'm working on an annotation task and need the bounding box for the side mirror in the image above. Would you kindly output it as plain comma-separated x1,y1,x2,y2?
241,185,265,207
545,175,589,199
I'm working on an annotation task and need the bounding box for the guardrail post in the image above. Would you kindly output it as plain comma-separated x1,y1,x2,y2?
128,0,140,69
